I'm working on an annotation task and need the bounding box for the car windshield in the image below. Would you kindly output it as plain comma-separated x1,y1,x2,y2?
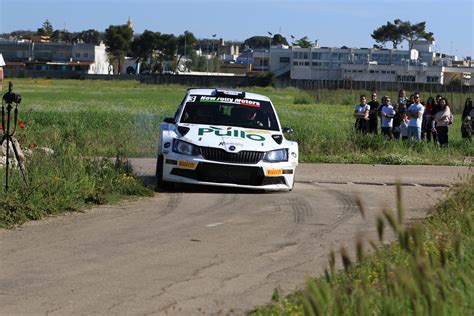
179,95,280,131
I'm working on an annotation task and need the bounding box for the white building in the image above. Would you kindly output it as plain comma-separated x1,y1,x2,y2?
267,40,473,86
0,40,110,75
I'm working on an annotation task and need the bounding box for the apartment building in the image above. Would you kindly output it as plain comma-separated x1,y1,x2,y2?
267,40,473,86
0,40,110,74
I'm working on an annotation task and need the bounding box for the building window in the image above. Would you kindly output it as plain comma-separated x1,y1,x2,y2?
427,76,439,83
312,52,321,59
75,53,80,58
293,61,298,66
83,53,89,58
280,57,290,63
397,75,416,82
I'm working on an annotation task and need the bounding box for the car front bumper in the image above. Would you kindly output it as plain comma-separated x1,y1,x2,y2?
161,154,296,191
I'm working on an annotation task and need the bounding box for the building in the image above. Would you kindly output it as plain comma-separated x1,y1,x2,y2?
0,40,110,75
267,40,473,86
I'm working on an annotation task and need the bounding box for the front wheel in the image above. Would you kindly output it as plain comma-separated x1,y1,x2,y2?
155,154,173,191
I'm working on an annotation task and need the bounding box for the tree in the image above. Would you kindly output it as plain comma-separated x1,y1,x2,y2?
243,36,271,49
175,31,196,72
400,21,434,50
130,30,161,72
293,36,312,48
371,19,435,50
104,24,133,74
155,34,178,73
37,20,53,36
371,20,403,49
80,29,101,44
271,34,289,46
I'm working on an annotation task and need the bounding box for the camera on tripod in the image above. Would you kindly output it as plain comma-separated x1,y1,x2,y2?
2,84,21,104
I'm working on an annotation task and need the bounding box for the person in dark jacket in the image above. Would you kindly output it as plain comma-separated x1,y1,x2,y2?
461,98,473,141
367,92,380,134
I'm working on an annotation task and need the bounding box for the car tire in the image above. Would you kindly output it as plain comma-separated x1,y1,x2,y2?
156,154,173,191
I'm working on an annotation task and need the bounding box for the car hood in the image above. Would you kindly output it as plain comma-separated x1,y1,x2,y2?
178,124,283,152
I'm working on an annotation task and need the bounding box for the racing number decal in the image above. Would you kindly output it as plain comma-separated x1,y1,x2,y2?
266,169,283,176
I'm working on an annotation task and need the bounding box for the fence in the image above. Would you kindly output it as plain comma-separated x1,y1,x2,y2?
276,78,474,95
4,69,473,111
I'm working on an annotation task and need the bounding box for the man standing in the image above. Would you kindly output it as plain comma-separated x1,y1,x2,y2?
380,96,396,140
367,92,380,134
407,92,424,140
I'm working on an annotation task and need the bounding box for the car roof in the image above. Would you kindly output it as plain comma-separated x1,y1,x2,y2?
187,88,271,102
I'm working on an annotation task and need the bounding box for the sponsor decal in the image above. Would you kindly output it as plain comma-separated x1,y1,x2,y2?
198,126,265,142
244,129,272,134
198,96,260,107
177,160,197,169
266,169,283,176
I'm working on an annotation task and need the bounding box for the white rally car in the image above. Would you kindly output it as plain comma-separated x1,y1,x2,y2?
156,88,298,191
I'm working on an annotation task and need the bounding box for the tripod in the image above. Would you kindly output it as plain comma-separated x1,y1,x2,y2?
1,81,28,192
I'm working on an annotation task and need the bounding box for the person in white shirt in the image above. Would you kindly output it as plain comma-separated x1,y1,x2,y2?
353,95,370,134
399,113,409,141
380,96,396,139
432,97,452,146
407,92,424,140
0,53,5,91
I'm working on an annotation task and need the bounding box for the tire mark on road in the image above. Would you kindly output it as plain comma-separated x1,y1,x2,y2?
308,184,359,239
206,193,241,213
286,196,315,238
159,193,183,216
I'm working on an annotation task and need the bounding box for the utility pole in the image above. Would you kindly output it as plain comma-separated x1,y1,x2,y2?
267,31,273,73
183,30,188,72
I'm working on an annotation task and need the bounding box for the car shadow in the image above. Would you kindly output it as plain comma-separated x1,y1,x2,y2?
139,175,279,194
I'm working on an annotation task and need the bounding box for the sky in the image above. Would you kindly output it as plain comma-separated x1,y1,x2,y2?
0,0,473,58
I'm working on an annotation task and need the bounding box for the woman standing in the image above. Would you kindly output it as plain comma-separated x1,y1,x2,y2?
432,97,452,146
461,98,473,141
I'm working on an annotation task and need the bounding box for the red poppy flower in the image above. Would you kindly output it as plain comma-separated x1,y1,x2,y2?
18,120,26,129
28,143,38,149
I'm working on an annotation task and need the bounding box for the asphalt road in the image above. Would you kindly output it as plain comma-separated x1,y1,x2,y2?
1,160,471,315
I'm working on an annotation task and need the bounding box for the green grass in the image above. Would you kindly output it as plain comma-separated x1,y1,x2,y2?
250,175,474,315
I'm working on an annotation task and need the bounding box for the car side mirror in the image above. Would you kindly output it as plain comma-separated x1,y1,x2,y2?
282,127,294,134
163,117,175,124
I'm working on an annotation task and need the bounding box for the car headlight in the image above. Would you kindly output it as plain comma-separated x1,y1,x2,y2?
263,149,288,162
173,139,200,156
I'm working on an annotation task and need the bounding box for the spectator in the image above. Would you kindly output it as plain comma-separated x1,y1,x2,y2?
0,53,5,91
432,97,452,146
399,112,409,141
433,94,442,114
461,98,472,141
380,96,396,140
397,89,408,109
353,95,370,134
367,92,380,134
393,93,407,140
407,92,424,140
392,102,402,140
422,97,435,142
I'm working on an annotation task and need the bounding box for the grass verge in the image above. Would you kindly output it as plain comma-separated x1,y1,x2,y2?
250,175,474,315
0,143,153,228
